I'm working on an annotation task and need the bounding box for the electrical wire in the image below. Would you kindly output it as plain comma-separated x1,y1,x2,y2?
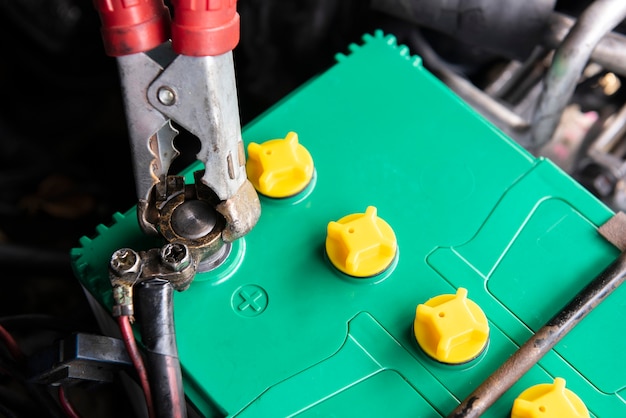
135,279,186,418
0,324,24,361
0,324,64,417
117,315,155,418
57,386,80,418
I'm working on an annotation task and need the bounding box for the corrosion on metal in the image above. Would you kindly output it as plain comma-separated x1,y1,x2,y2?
599,211,626,251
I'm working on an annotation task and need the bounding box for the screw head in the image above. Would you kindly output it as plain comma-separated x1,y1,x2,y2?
110,248,141,275
160,243,191,272
157,86,176,106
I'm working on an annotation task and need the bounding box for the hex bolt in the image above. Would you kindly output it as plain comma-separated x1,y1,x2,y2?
110,248,141,276
157,86,176,106
160,243,191,272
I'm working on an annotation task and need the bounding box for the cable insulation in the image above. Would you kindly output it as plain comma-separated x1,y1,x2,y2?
117,315,155,418
58,386,81,418
0,323,24,361
135,279,186,418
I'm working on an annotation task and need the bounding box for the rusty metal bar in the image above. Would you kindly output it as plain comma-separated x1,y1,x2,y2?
448,249,626,418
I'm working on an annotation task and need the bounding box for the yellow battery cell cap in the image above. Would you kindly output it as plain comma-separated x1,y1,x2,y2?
511,378,589,418
414,288,489,364
246,132,314,198
325,206,397,277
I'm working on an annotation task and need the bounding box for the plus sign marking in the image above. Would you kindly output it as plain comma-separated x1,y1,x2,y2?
231,285,268,317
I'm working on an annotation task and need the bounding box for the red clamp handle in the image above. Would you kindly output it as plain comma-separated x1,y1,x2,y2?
94,0,170,56
171,0,240,56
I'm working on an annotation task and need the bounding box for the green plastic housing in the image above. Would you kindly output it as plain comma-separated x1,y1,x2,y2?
72,31,626,417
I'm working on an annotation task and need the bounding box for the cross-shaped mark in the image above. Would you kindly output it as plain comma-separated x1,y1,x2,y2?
232,285,268,317
238,289,263,312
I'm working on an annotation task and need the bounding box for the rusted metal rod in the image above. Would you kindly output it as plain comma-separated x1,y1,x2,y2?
448,249,626,418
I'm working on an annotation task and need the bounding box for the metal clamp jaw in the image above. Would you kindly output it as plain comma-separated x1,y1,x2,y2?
119,44,260,247
95,0,260,262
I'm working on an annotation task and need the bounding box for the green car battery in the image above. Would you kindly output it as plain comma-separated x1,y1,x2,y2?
72,31,626,417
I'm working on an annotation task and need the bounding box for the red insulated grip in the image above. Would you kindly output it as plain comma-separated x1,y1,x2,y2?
94,0,170,56
171,0,240,56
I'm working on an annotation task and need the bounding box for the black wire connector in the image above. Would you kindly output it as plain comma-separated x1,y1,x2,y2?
135,278,187,418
